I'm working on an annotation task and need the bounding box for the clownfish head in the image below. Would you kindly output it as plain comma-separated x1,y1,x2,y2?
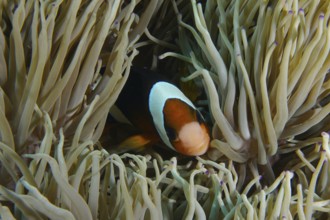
162,98,210,155
149,82,210,156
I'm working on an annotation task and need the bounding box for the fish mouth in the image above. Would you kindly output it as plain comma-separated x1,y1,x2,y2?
187,133,210,156
174,122,210,156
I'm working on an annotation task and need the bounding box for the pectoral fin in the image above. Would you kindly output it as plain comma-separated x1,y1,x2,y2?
119,135,152,151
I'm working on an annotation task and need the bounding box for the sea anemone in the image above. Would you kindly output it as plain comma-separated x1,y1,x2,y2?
0,0,329,219
161,0,330,179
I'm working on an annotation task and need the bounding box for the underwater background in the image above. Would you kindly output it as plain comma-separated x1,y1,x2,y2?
0,0,329,219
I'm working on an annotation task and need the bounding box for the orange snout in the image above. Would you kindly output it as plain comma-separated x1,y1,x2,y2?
172,122,210,156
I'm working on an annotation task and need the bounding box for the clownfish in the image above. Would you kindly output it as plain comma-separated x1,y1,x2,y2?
114,67,210,156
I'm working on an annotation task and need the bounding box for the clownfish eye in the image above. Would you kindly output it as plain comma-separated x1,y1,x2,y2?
196,111,205,124
165,125,178,141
